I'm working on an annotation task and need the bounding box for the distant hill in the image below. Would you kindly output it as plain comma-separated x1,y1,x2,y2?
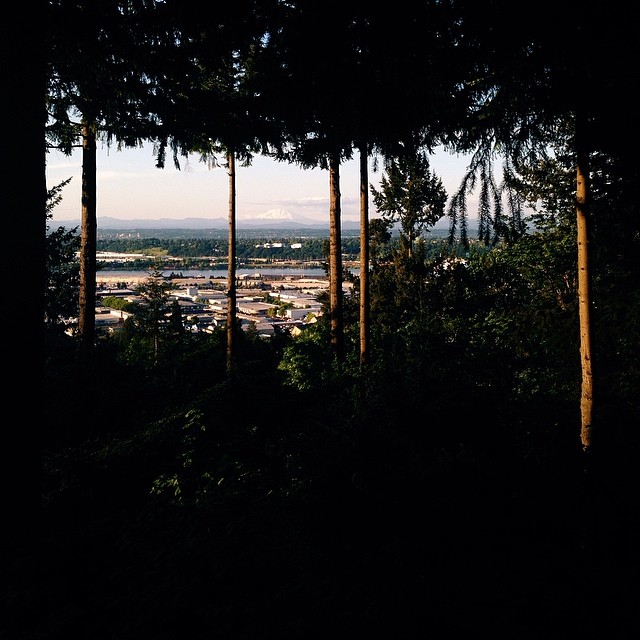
48,214,467,240
49,215,361,231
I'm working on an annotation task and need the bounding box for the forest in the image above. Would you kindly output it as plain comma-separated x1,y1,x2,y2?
24,2,640,639
94,235,364,263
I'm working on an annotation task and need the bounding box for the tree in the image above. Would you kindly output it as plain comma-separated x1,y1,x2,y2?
368,217,393,268
134,267,173,367
507,123,640,454
77,119,97,351
247,2,367,364
328,152,345,363
358,144,371,368
226,151,238,377
47,0,167,351
371,145,447,258
45,179,80,330
438,1,640,461
146,2,278,378
167,300,186,336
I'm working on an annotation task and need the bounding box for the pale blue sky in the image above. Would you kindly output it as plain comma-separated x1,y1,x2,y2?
46,143,476,224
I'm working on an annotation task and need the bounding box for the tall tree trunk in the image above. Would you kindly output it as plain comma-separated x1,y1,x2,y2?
359,144,370,368
576,115,594,456
39,97,47,336
329,152,344,362
78,120,97,351
226,150,237,377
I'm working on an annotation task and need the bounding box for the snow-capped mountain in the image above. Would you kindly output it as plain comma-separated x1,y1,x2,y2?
242,207,321,226
253,207,296,220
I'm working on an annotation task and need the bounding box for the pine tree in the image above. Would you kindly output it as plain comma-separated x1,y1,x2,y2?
371,146,447,258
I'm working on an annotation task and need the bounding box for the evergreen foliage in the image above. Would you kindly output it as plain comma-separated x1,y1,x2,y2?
371,146,447,256
39,203,639,638
35,4,640,639
46,179,80,328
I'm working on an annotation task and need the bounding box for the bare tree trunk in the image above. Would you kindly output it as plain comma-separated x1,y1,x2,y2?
576,116,594,455
359,144,370,368
329,152,344,363
78,120,97,351
226,150,237,377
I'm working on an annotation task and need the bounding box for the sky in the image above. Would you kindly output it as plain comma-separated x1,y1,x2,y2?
46,143,478,225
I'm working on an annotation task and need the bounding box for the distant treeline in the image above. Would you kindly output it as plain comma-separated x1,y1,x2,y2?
96,234,462,263
97,236,355,261
95,227,363,241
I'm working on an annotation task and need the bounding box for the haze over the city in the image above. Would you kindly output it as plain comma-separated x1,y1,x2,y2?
46,143,480,227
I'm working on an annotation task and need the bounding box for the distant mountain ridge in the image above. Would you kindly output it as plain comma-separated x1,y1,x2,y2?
50,214,361,231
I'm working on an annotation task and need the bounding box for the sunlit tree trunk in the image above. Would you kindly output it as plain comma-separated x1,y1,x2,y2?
39,85,47,348
78,119,97,351
226,150,237,377
576,115,594,455
329,152,344,362
359,144,370,368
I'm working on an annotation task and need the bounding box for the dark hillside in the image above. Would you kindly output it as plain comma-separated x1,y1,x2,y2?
29,334,640,640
